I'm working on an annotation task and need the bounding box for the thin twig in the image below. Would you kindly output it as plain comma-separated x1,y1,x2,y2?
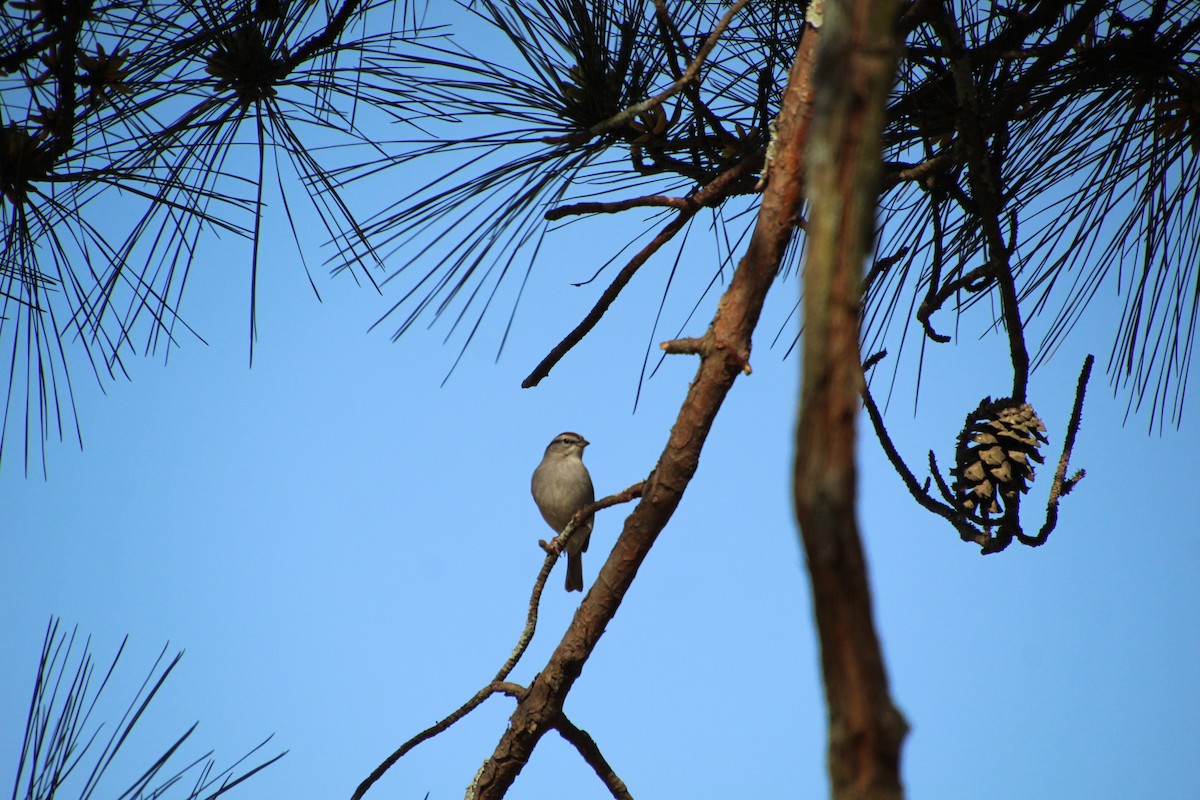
541,482,646,557
861,353,983,543
916,193,952,343
861,247,910,306
522,158,760,388
882,152,955,188
1020,354,1093,546
282,0,362,71
546,196,691,220
554,714,635,800
926,451,956,506
350,681,522,800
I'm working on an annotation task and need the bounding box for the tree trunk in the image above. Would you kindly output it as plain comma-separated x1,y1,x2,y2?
793,2,908,798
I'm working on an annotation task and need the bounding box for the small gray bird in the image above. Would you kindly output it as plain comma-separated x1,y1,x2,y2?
531,432,595,592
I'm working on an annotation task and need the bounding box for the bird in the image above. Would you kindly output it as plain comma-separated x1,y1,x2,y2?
531,432,595,592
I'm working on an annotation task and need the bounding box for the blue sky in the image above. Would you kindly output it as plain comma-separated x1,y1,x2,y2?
3,5,1200,800
4,202,1198,799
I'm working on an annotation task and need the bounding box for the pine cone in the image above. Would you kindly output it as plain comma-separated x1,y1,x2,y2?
953,398,1048,517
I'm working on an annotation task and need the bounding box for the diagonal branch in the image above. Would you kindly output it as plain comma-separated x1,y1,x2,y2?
545,196,692,219
522,156,761,388
470,22,820,800
352,680,526,800
553,714,634,800
281,0,362,71
352,483,644,800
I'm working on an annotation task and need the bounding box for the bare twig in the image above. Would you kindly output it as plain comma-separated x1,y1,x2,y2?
1019,355,1093,546
553,715,635,800
351,680,524,800
522,213,693,388
916,194,952,343
861,247,910,305
541,483,647,557
522,158,760,388
496,549,558,680
915,261,994,337
546,196,691,220
659,337,707,356
862,349,888,372
926,451,957,506
882,152,956,188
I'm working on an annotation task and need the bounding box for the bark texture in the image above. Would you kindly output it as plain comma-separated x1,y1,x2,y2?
793,1,908,799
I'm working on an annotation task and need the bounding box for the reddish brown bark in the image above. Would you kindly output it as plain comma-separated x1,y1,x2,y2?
793,2,908,800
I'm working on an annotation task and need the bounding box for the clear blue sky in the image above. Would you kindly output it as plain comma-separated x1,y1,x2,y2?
3,5,1199,800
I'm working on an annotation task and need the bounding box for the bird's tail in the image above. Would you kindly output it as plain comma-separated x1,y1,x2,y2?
565,552,584,592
